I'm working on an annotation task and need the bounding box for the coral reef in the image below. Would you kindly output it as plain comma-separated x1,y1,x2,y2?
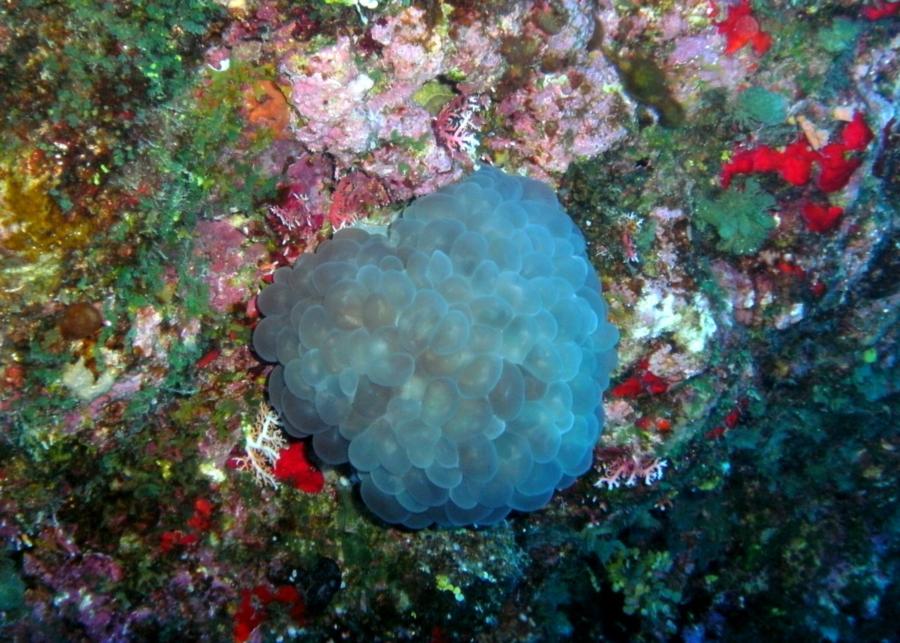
0,1,896,641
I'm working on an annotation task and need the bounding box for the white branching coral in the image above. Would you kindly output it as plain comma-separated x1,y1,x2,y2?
594,449,668,490
230,403,286,488
434,94,486,162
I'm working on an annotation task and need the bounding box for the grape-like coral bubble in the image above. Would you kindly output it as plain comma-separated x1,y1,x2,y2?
253,167,618,528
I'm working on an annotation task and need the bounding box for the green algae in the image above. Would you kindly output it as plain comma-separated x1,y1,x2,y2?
695,179,777,255
413,80,457,115
817,17,862,54
0,0,224,132
735,86,789,128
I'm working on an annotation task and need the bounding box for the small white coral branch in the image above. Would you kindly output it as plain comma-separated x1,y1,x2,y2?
594,452,668,490
435,95,485,161
231,403,286,488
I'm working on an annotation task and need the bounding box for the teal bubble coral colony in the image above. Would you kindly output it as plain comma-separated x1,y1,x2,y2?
253,167,618,528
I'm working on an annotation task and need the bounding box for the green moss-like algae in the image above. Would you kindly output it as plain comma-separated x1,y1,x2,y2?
695,179,777,255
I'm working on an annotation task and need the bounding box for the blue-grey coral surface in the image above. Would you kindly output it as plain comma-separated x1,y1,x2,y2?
253,167,618,527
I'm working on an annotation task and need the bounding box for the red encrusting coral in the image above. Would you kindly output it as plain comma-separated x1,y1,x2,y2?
431,625,451,643
611,359,670,398
721,112,875,193
841,111,876,151
814,143,862,193
720,141,817,188
186,498,214,532
160,498,214,553
705,399,749,439
776,260,806,278
634,416,673,433
274,442,325,493
802,202,844,233
159,529,198,553
234,583,306,642
716,0,773,56
724,408,742,429
195,348,221,369
810,280,828,298
1,364,25,412
779,140,820,186
3,364,25,389
862,1,900,19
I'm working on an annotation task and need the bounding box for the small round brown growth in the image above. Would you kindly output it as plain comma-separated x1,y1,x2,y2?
59,302,103,340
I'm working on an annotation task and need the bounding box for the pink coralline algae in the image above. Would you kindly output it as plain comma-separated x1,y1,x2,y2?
541,0,597,54
667,31,751,96
281,37,378,164
360,102,458,201
194,220,267,313
221,1,313,47
369,8,445,98
265,154,335,260
328,170,391,229
488,1,627,180
661,1,771,114
273,8,463,209
271,3,627,204
491,59,627,181
218,1,641,258
442,21,507,94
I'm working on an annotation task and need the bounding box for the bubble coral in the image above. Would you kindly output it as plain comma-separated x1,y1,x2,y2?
253,168,618,528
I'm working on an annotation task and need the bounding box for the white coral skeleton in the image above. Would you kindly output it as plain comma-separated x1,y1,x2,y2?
436,95,484,161
231,403,286,488
594,452,668,490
